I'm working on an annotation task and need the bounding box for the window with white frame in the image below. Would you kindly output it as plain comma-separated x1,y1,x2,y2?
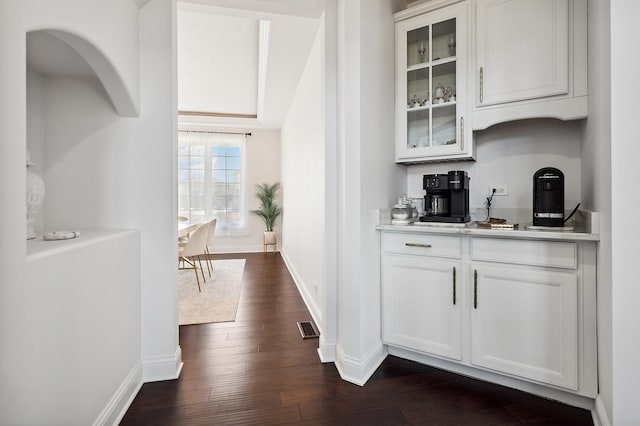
178,131,247,235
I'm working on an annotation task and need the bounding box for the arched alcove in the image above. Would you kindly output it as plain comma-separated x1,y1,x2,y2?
27,29,138,117
26,29,140,235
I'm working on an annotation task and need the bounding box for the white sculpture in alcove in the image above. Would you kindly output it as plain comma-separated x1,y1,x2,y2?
26,150,45,240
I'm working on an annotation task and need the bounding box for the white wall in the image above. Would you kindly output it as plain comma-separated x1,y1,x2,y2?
0,0,140,305
582,0,613,423
334,0,405,385
1,0,179,422
280,22,324,325
40,74,136,229
134,0,180,383
28,0,179,386
0,1,149,423
22,231,141,425
214,129,282,253
357,0,406,366
610,1,640,424
407,119,583,222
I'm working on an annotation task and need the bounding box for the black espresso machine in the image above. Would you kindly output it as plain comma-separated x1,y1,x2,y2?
533,167,564,227
419,171,470,223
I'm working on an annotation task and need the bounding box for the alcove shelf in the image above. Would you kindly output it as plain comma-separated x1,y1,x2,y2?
26,229,137,262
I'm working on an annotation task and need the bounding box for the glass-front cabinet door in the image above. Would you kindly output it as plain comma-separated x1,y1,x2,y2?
395,2,472,163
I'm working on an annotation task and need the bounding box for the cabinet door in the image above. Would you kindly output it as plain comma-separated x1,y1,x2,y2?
395,3,471,163
475,0,569,106
383,254,462,360
470,265,578,390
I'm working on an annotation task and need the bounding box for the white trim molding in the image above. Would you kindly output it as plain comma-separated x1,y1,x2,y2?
281,249,336,363
212,244,267,254
256,19,271,123
280,249,322,334
593,396,610,426
93,361,143,426
142,346,183,383
318,337,337,363
335,342,387,386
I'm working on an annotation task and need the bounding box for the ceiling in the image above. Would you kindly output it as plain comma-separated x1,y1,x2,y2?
177,1,322,129
25,1,322,130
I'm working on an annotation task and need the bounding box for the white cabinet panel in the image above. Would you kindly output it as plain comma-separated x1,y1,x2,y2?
475,0,569,106
471,0,587,129
383,254,462,360
470,238,577,269
382,232,462,259
470,265,578,390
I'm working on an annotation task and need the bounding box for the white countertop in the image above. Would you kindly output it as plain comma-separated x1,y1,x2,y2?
376,222,599,242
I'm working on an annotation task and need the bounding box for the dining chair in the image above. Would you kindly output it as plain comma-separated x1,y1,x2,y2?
204,218,217,277
178,221,209,292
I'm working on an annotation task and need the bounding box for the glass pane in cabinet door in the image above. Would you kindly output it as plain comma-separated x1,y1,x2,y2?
432,105,456,147
432,62,456,105
407,26,429,67
407,68,429,109
408,109,430,149
432,18,456,61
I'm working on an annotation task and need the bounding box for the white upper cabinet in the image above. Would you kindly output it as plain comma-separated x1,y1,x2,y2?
394,2,473,163
475,0,569,105
472,0,587,130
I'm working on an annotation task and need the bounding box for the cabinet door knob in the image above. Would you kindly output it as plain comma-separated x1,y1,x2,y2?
405,243,432,248
452,266,457,305
473,269,478,309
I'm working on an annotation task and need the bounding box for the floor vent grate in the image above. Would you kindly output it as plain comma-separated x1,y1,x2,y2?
297,321,320,339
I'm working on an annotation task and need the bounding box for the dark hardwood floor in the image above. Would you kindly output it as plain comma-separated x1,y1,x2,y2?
121,252,593,425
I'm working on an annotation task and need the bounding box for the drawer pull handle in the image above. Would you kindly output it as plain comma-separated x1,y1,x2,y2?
460,116,464,151
452,267,456,305
480,67,484,103
405,243,432,248
473,270,478,309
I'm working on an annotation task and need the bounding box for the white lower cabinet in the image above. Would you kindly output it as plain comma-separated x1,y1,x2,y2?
380,231,597,398
382,254,462,360
470,265,578,390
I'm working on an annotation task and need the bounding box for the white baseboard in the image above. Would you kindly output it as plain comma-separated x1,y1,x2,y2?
93,361,142,426
593,395,610,426
335,342,387,386
388,345,596,410
318,336,337,363
280,249,337,364
142,346,183,383
280,249,322,333
212,244,274,254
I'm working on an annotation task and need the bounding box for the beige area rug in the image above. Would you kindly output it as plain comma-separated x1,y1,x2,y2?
178,259,246,325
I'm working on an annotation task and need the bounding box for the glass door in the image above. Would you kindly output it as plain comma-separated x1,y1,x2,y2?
395,3,471,163
405,18,457,153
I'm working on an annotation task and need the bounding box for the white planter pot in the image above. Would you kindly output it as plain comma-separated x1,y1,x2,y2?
263,231,276,245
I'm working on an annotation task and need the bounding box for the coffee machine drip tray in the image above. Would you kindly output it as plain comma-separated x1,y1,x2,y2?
414,221,468,228
525,224,575,231
419,215,470,223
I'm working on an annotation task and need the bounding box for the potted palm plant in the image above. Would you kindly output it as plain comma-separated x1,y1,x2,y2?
250,182,281,249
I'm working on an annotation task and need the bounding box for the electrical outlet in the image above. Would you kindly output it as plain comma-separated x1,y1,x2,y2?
488,184,509,196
